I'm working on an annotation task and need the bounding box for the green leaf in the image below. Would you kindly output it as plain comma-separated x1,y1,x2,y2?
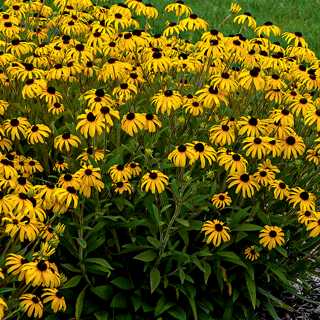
176,218,190,227
63,275,82,289
91,285,113,301
131,294,142,312
202,261,211,284
275,246,288,257
245,271,256,309
258,287,293,311
230,207,250,225
269,265,289,285
147,236,161,248
150,267,161,294
77,238,87,249
155,296,174,316
265,303,280,320
168,306,187,320
75,286,87,320
86,258,113,275
94,311,108,320
216,251,248,269
111,292,127,309
233,224,262,231
111,276,133,290
61,263,81,273
133,250,157,262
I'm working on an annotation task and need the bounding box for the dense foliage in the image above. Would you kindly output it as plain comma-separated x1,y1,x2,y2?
0,0,319,319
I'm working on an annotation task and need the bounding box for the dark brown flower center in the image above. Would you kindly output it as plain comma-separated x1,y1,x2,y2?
240,174,249,182
269,230,277,238
300,192,309,200
285,136,296,145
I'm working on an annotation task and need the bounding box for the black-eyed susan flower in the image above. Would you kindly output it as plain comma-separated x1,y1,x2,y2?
39,85,63,105
196,85,228,109
282,31,308,48
77,146,105,163
239,67,265,90
244,246,260,261
75,165,104,197
27,124,51,144
209,124,236,146
54,132,81,152
304,108,320,131
3,117,30,140
20,294,44,319
180,13,208,31
42,288,67,313
289,96,314,117
242,136,271,159
48,102,65,115
143,113,162,133
3,212,40,242
280,135,305,159
0,100,9,115
21,259,60,288
163,21,186,37
238,116,268,137
211,192,232,209
288,187,316,211
168,144,196,167
253,169,275,187
271,180,290,200
306,149,320,165
140,170,169,194
227,172,260,198
201,219,231,247
298,210,315,226
113,82,137,103
151,89,182,115
230,2,241,14
121,112,145,136
6,254,28,280
184,99,204,117
259,225,285,250
109,164,132,182
76,111,105,138
187,141,216,168
113,181,133,195
142,3,158,18
210,71,238,93
125,162,142,178
234,12,256,29
306,213,320,237
218,150,248,174
57,173,80,190
55,187,79,209
165,1,192,17
0,297,7,319
255,21,281,37
145,50,172,73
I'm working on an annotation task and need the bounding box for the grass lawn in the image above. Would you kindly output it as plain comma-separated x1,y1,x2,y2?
155,0,320,53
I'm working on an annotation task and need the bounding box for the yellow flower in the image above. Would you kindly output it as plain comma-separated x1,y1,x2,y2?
121,112,145,136
244,246,260,261
211,192,232,209
168,144,196,167
20,294,44,319
42,288,67,313
201,219,231,247
259,225,285,250
140,170,169,194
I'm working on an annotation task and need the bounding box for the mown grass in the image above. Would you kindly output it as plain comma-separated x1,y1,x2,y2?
155,0,320,54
